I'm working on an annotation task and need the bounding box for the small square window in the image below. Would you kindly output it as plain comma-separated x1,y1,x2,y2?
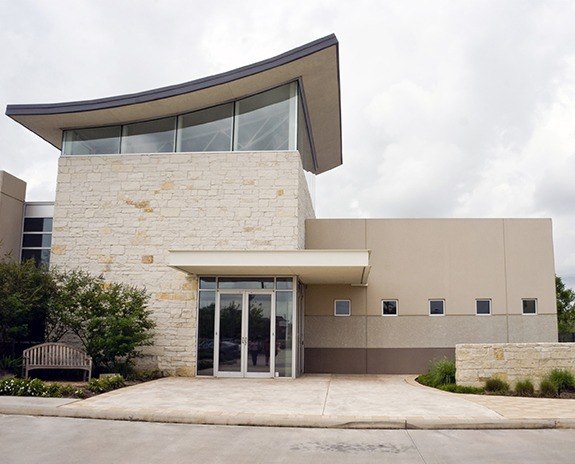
522,299,537,315
334,300,351,316
429,299,445,316
382,300,398,316
476,299,491,315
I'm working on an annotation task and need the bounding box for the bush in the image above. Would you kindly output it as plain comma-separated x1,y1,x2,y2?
0,356,22,375
47,270,155,374
0,259,56,350
418,358,456,388
540,378,558,397
547,368,575,393
126,369,165,382
0,377,48,396
514,379,535,396
484,377,510,394
87,374,125,393
438,383,484,394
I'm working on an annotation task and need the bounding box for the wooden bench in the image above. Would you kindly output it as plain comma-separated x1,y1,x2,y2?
22,343,92,381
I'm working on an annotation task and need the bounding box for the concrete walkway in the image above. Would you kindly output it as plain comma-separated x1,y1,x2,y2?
1,375,575,429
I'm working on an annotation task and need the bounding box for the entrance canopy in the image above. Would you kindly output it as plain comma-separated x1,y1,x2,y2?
168,249,370,285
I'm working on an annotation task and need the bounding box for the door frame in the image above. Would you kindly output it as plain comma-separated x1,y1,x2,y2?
214,290,276,378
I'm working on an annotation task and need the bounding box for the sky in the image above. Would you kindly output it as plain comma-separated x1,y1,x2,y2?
1,0,575,288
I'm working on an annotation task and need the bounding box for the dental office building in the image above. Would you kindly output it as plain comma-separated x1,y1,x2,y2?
4,35,557,378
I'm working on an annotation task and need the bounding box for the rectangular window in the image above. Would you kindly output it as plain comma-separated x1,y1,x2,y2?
522,299,537,315
63,126,121,155
382,300,398,316
177,103,233,152
234,83,297,151
429,299,445,316
334,300,351,316
197,290,216,376
121,117,176,153
476,299,491,315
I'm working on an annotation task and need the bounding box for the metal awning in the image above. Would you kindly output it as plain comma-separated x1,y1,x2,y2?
168,249,370,285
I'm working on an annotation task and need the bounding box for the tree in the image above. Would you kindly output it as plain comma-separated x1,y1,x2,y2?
47,270,155,374
0,259,55,354
556,275,575,334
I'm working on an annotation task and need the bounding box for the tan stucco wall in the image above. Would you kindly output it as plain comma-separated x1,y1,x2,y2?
0,171,26,260
456,343,575,387
51,151,313,375
305,218,557,355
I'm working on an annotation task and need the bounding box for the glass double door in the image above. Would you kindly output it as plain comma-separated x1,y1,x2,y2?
215,291,275,377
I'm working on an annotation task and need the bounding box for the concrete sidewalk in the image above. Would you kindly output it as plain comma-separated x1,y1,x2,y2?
1,375,575,429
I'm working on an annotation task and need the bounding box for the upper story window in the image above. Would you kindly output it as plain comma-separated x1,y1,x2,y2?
178,103,233,152
62,82,305,160
121,117,176,153
62,126,121,155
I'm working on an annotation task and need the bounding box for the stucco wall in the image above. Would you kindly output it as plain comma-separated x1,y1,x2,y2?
51,151,312,375
304,218,557,374
456,343,575,387
0,171,26,260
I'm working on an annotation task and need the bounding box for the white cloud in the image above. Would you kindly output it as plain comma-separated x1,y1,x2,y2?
2,0,575,286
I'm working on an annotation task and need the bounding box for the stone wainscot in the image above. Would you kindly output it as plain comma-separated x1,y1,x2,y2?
456,343,575,387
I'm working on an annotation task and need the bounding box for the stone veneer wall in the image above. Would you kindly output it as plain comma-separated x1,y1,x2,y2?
51,151,314,375
456,343,575,387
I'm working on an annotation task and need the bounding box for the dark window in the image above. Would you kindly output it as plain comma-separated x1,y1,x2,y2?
429,300,445,315
476,299,491,315
382,300,398,316
522,299,537,315
334,300,351,316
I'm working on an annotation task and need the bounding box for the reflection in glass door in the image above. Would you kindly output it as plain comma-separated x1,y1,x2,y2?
215,292,274,377
217,293,243,374
247,294,272,375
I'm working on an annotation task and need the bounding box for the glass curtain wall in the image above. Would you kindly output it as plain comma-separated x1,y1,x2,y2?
62,82,312,168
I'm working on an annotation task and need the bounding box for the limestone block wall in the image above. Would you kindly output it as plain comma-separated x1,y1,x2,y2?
456,343,575,387
50,151,313,375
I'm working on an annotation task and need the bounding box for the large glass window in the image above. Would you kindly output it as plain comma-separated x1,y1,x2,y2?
197,290,216,376
121,117,176,153
63,126,121,155
234,83,297,151
275,290,293,378
177,104,233,152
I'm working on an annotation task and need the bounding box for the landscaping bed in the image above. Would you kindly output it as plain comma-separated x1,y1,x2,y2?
417,358,575,399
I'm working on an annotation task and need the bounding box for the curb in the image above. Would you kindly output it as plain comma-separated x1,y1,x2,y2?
0,404,571,430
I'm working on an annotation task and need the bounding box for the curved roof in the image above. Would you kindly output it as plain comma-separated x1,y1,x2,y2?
6,34,342,174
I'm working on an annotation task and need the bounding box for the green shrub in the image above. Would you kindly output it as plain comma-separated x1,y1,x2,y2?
0,377,48,396
0,356,22,375
126,369,165,382
514,379,535,396
418,358,456,388
438,383,484,394
540,378,558,397
87,374,125,393
48,269,154,375
547,369,575,393
484,377,510,394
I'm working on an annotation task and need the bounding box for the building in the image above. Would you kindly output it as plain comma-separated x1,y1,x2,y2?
4,34,557,377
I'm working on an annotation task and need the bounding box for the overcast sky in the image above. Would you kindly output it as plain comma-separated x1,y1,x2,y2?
1,0,575,287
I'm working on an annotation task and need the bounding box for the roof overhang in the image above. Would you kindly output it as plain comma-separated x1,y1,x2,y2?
168,250,370,285
6,35,342,174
